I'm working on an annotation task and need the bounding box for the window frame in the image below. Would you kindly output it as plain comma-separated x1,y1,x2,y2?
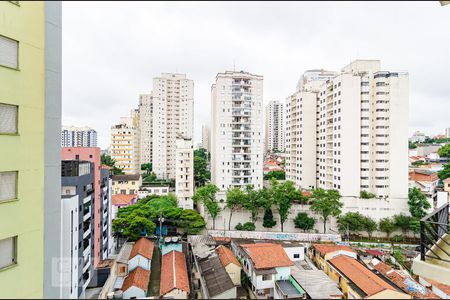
0,34,19,70
0,102,19,135
0,235,18,270
0,171,19,203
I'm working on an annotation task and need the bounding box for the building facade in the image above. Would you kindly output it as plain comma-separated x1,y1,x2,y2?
175,137,194,209
202,124,211,152
211,71,264,195
138,93,153,165
0,2,62,298
61,126,98,147
285,60,409,220
111,174,142,195
110,112,140,175
61,160,95,298
265,100,284,153
152,73,194,180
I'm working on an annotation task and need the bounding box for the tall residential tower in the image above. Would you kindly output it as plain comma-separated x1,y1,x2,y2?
264,100,284,153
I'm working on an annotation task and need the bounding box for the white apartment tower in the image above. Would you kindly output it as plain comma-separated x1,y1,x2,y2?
211,71,264,194
110,110,140,174
61,126,97,147
286,61,409,219
138,93,153,165
201,124,210,152
265,100,284,153
175,137,194,209
152,73,194,180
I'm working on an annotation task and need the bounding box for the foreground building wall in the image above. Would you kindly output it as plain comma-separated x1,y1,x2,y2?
0,1,62,297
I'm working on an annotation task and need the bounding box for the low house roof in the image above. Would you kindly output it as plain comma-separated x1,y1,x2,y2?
197,254,235,298
116,242,133,264
290,267,342,299
130,237,154,260
366,249,384,256
112,194,137,206
241,243,293,269
328,255,395,297
423,277,450,295
312,244,356,255
122,267,150,292
112,174,141,181
216,245,241,267
160,250,190,296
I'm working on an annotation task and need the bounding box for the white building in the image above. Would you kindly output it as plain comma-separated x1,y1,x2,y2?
410,131,427,143
446,128,450,138
286,60,410,220
138,93,153,166
175,137,194,209
202,124,210,152
61,126,97,147
152,73,194,180
265,100,284,153
210,71,264,196
110,111,140,174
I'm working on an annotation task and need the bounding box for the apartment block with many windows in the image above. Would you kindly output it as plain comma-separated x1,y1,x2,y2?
61,126,97,147
265,100,284,153
152,73,194,180
211,71,264,195
0,1,61,298
175,137,194,209
286,61,409,219
138,93,153,165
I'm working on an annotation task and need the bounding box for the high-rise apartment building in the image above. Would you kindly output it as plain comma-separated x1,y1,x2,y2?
286,61,409,219
61,126,98,147
264,100,284,153
0,2,62,298
138,93,153,165
202,124,211,152
152,73,194,180
175,137,194,209
211,71,264,194
110,111,140,175
446,127,450,138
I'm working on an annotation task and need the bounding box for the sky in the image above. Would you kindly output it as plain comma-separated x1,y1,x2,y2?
62,1,450,149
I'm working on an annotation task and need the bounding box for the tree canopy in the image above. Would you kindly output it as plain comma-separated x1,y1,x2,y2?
438,162,450,181
270,179,302,232
294,212,315,232
408,187,431,219
101,154,124,175
226,187,245,230
263,170,286,180
192,184,220,229
310,188,343,233
438,144,450,158
194,148,211,187
378,217,395,238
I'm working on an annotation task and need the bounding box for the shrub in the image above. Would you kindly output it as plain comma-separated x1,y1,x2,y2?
360,190,376,199
391,234,404,243
235,222,256,231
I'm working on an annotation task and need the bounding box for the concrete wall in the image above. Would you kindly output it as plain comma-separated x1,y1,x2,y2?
123,286,146,299
283,246,305,261
128,255,151,272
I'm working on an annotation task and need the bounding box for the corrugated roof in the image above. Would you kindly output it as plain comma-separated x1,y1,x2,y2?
116,242,133,264
198,254,235,298
290,267,342,299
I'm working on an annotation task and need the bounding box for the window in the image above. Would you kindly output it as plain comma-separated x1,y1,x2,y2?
0,171,17,202
293,254,300,259
0,35,18,69
262,274,272,281
0,236,17,269
0,103,18,134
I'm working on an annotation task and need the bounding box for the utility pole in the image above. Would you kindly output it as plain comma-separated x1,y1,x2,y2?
158,211,165,246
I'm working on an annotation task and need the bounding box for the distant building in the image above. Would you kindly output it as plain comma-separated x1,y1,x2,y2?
446,128,450,138
111,174,142,195
410,131,427,143
138,93,153,166
175,137,194,209
128,238,154,272
409,169,439,210
265,100,284,153
111,194,138,220
202,124,210,152
309,244,357,271
137,183,170,199
61,126,97,147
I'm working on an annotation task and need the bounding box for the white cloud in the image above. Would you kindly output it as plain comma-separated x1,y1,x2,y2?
62,1,450,148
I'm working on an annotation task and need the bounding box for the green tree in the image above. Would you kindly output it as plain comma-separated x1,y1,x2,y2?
337,212,365,235
242,185,264,222
294,212,315,232
310,188,343,233
438,163,450,181
362,216,378,240
226,187,246,230
112,213,156,241
141,163,152,175
393,249,405,266
263,170,286,180
411,160,426,167
178,209,206,234
438,144,450,158
271,180,301,232
408,141,417,149
192,184,221,230
360,190,376,199
393,214,413,237
194,148,211,187
409,219,420,239
262,208,277,229
379,217,395,239
235,222,256,231
101,154,124,175
408,187,431,219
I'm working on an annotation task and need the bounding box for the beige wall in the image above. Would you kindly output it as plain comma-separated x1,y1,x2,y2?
225,263,242,286
163,288,188,299
112,178,141,195
367,289,411,299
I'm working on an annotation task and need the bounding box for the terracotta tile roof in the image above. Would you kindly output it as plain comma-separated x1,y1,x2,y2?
241,243,293,269
371,260,438,299
112,194,137,205
216,245,241,267
302,191,312,197
329,255,395,297
423,277,450,295
122,267,150,292
130,237,154,260
312,244,357,255
409,170,439,182
160,250,190,296
366,249,384,256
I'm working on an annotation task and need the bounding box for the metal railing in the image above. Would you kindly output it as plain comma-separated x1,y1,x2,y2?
420,203,450,262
